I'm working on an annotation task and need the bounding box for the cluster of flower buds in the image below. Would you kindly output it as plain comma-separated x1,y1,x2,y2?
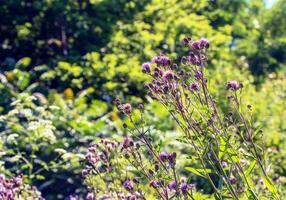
117,191,144,200
82,139,120,177
150,176,194,196
183,37,210,50
122,137,134,149
141,55,183,100
168,177,194,194
0,174,44,200
123,179,135,191
141,38,209,101
158,152,176,165
226,80,243,91
115,98,133,116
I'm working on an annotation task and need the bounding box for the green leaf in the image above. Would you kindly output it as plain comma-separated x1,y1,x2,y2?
246,188,258,200
218,136,227,159
262,176,279,198
185,167,214,179
246,160,256,175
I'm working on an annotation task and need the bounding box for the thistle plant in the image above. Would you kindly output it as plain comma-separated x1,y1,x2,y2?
0,173,44,200
81,37,280,200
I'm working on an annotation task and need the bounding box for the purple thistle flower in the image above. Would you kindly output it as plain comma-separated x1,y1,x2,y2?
122,103,132,114
194,69,203,80
159,55,171,67
149,180,159,188
159,152,169,162
191,41,200,50
199,38,210,49
122,137,133,149
226,80,241,91
229,176,237,184
180,183,188,193
190,83,199,91
180,177,187,184
167,152,176,164
0,174,5,182
86,193,94,200
168,180,177,190
141,62,151,73
171,63,178,70
152,55,171,67
123,180,134,190
151,56,159,64
162,70,175,81
182,37,191,46
188,53,200,65
69,195,78,200
82,169,89,177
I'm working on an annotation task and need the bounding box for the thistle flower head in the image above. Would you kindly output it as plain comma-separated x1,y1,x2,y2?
159,152,169,162
226,80,241,91
191,41,201,50
194,69,203,80
162,70,175,82
86,193,94,200
190,83,199,91
167,152,176,164
123,179,135,190
122,103,132,114
168,180,177,190
199,38,210,49
141,62,151,73
122,137,133,149
149,180,159,188
152,55,171,67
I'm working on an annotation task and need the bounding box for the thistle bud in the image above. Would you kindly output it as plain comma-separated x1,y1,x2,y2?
142,62,151,73
122,103,132,114
226,80,241,91
162,70,175,81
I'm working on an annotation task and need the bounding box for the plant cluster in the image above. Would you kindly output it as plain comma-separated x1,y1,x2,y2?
0,173,43,200
78,37,280,199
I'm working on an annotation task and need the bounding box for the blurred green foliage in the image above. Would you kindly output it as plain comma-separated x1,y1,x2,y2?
0,0,286,199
